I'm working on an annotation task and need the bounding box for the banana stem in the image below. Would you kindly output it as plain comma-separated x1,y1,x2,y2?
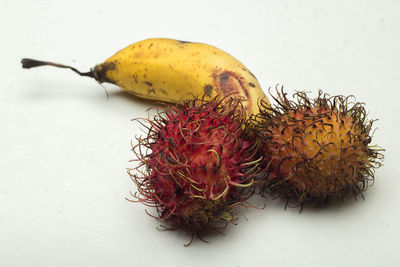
21,58,95,79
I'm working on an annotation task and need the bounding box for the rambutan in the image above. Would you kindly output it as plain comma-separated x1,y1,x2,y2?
128,97,261,244
252,89,384,207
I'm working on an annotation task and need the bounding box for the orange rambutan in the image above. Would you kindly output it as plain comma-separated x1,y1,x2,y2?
252,89,384,207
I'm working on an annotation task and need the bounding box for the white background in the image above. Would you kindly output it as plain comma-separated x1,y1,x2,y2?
1,0,399,266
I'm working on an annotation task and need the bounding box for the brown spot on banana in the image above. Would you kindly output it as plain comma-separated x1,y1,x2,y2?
203,85,213,97
212,70,252,113
177,40,192,44
144,81,153,86
220,71,249,97
159,88,168,95
248,71,257,79
132,75,138,84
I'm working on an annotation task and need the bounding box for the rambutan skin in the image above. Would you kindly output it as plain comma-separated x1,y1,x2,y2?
252,89,384,206
128,97,261,234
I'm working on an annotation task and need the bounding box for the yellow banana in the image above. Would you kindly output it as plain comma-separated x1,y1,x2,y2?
22,38,269,115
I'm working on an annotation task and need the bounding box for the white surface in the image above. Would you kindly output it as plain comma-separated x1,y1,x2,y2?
1,0,399,266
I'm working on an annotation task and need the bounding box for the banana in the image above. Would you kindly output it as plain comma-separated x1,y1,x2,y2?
21,38,269,115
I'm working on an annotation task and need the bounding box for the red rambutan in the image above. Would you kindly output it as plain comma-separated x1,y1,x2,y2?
128,97,262,244
252,89,384,207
